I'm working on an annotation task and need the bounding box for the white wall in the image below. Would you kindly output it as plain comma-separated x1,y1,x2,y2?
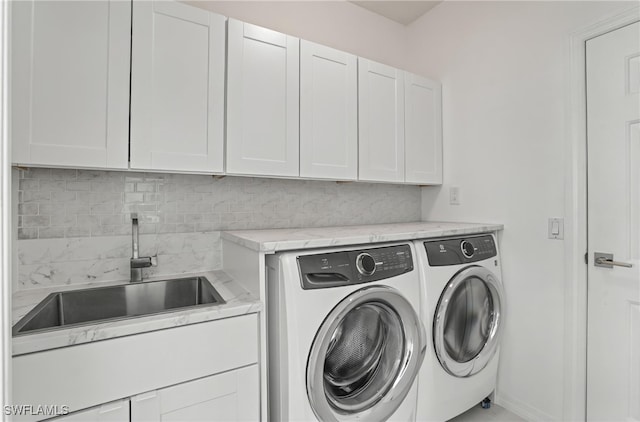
185,1,408,69
406,2,636,420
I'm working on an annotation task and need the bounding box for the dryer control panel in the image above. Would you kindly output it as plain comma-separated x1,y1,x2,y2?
298,244,413,290
425,235,497,266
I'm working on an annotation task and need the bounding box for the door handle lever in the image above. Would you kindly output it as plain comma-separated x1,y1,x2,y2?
594,252,633,268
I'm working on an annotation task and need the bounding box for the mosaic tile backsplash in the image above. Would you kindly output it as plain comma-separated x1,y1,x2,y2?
16,168,421,290
17,168,420,239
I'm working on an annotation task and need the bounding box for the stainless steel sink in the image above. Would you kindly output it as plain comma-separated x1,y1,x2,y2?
13,277,226,336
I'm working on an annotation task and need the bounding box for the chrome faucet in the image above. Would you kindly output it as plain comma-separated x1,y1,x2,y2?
130,213,156,282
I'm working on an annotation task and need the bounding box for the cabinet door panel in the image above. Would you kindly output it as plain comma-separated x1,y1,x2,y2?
130,1,225,173
11,1,129,168
404,73,442,184
358,59,405,183
300,40,357,180
226,19,299,177
131,365,259,422
13,315,258,421
50,400,129,422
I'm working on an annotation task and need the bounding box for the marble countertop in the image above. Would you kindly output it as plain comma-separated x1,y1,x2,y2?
222,221,504,252
12,270,262,356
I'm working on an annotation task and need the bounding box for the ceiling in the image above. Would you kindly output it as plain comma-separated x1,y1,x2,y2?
350,1,443,25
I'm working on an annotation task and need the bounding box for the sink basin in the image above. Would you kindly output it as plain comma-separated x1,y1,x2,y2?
13,277,226,336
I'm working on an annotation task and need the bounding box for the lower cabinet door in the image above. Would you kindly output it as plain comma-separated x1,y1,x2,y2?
130,365,259,422
49,400,129,421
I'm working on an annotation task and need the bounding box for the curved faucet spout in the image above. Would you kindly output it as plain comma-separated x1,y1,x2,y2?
130,213,156,282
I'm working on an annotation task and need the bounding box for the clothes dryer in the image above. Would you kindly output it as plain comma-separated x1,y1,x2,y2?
414,234,505,422
267,242,426,421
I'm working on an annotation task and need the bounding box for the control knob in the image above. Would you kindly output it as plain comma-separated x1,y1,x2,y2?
356,253,376,276
461,241,475,258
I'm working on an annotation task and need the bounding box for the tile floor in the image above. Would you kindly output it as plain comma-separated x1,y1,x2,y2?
448,403,526,422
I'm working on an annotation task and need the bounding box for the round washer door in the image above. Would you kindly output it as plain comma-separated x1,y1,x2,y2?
306,285,426,422
433,266,504,378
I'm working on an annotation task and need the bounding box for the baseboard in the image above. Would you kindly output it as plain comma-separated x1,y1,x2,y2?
495,391,558,422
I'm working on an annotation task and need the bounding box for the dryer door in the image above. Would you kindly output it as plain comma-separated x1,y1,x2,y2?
306,285,426,422
433,266,504,377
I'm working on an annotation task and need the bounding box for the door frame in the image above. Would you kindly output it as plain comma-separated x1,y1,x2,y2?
1,0,11,417
563,6,640,421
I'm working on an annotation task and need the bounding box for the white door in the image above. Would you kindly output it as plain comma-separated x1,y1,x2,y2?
11,1,130,169
130,365,259,422
300,40,357,180
404,72,443,185
130,1,225,173
358,58,405,183
226,19,299,177
51,400,129,422
586,21,640,422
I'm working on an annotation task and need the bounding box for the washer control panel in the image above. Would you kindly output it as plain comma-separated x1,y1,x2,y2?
425,235,497,266
298,244,413,290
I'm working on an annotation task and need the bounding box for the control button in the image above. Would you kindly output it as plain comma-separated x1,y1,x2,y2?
356,253,376,276
461,241,475,258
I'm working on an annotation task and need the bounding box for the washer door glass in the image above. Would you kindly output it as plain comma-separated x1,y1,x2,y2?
307,286,426,422
434,266,504,377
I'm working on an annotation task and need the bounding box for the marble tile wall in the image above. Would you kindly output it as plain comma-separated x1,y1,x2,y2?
16,168,421,290
16,168,420,239
17,233,222,290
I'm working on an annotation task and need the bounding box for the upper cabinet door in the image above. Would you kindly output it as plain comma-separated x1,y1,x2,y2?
226,19,300,177
130,1,225,173
358,58,405,183
300,41,357,180
404,72,443,185
11,1,130,169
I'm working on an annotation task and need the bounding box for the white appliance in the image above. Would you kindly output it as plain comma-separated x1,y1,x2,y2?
267,242,426,421
414,233,505,422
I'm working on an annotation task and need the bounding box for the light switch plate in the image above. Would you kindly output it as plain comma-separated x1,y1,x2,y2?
548,217,564,240
450,187,460,205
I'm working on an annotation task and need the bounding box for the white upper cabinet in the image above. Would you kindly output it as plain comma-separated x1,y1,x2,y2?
358,58,405,183
300,41,358,180
130,1,225,173
226,19,300,177
404,72,442,184
11,1,130,169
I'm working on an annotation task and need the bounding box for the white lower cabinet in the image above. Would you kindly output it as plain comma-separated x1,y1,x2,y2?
131,365,259,422
50,365,258,422
13,314,259,422
49,400,129,422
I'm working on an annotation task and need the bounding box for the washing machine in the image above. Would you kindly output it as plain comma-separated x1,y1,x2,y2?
267,242,427,422
414,233,505,422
